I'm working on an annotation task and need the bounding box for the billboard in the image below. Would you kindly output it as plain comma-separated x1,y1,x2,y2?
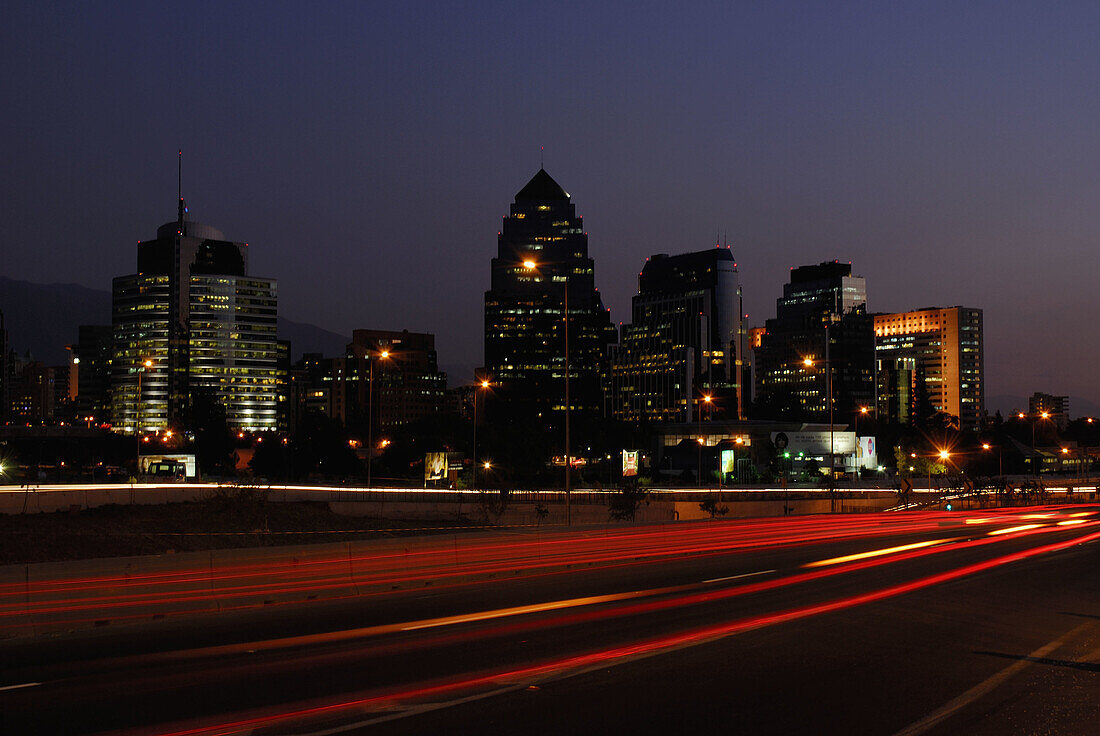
622,450,639,477
139,454,197,478
857,436,877,469
424,452,447,482
771,431,856,455
720,449,737,475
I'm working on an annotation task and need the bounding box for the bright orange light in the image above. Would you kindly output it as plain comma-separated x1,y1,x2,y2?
379,439,391,448
703,395,712,403
143,360,153,368
1041,411,1050,419
1061,447,1069,454
380,351,390,359
238,432,245,439
802,357,814,367
982,443,991,450
1017,412,1026,419
480,380,490,389
522,259,536,269
938,450,950,460
697,438,704,445
1088,417,1095,423
910,452,917,458
859,406,869,414
483,461,491,469
735,437,744,444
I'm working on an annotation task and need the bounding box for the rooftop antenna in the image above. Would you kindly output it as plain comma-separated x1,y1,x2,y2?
540,146,544,169
176,149,185,225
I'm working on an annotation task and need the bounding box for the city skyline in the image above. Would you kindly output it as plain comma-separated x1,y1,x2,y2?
2,3,1097,411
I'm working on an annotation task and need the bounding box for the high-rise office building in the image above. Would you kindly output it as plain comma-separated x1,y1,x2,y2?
873,307,984,428
112,197,280,433
484,169,616,421
753,261,875,419
608,248,743,423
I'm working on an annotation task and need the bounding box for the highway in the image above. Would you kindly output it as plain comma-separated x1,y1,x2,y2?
1,506,1098,735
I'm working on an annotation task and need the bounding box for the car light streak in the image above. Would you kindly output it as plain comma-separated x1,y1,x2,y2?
144,526,1100,736
0,517,953,625
987,524,1043,536
803,539,953,567
80,524,1091,673
3,509,1090,632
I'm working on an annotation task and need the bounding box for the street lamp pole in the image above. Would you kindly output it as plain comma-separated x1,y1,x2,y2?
367,350,390,489
564,275,571,526
522,259,571,525
472,379,489,491
135,359,152,468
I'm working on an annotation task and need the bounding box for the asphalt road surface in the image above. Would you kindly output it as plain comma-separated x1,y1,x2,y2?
1,506,1097,735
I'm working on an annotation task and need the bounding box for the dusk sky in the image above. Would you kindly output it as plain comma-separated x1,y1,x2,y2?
3,2,1097,411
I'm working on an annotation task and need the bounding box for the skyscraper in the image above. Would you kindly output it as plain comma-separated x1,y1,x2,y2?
608,247,743,423
874,307,985,428
112,196,279,433
753,261,875,420
483,169,616,424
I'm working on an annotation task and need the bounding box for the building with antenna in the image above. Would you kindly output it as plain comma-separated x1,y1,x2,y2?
111,161,279,433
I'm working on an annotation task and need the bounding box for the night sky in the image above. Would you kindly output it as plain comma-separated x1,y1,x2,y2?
3,2,1097,411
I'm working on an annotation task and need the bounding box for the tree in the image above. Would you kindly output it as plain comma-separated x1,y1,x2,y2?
608,479,649,521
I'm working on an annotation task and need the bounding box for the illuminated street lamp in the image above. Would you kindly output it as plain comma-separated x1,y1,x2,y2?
472,378,491,491
698,394,712,487
367,349,391,489
522,259,572,524
802,335,837,509
982,442,1003,477
135,358,154,467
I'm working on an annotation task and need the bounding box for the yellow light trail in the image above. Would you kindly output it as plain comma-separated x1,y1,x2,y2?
804,539,951,568
987,524,1043,536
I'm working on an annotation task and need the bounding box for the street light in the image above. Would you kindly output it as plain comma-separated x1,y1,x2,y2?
135,358,154,469
367,349,391,489
698,394,712,487
803,343,836,509
982,442,1003,477
522,259,572,524
472,378,491,491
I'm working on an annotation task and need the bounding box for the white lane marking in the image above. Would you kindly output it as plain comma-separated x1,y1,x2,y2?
890,622,1093,736
0,682,41,692
703,569,775,584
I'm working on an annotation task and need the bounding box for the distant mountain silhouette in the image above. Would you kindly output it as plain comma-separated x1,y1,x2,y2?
0,277,348,364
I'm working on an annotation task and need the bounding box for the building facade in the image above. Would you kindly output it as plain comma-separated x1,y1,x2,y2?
289,330,447,434
873,306,984,428
608,248,743,423
483,169,616,423
753,262,875,420
69,325,114,425
111,199,280,433
1028,392,1069,430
